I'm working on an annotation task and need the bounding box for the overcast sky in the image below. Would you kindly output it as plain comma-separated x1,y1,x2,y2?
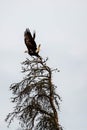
0,0,87,130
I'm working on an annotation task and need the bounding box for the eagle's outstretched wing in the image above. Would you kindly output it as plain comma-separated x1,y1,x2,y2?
33,31,36,40
24,28,41,57
24,28,37,51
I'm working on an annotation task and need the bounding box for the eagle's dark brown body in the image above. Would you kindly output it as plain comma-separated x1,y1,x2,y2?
24,28,40,57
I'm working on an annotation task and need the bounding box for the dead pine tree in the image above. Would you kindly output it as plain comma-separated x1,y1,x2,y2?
5,57,62,130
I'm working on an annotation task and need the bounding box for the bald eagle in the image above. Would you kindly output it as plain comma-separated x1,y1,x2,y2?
24,28,41,57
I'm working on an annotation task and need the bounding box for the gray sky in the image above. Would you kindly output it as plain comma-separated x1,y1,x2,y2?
0,0,87,130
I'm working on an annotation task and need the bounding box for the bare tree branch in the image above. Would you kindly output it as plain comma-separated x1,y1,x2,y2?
5,57,62,130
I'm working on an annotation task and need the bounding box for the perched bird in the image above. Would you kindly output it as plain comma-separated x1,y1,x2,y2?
24,28,41,57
